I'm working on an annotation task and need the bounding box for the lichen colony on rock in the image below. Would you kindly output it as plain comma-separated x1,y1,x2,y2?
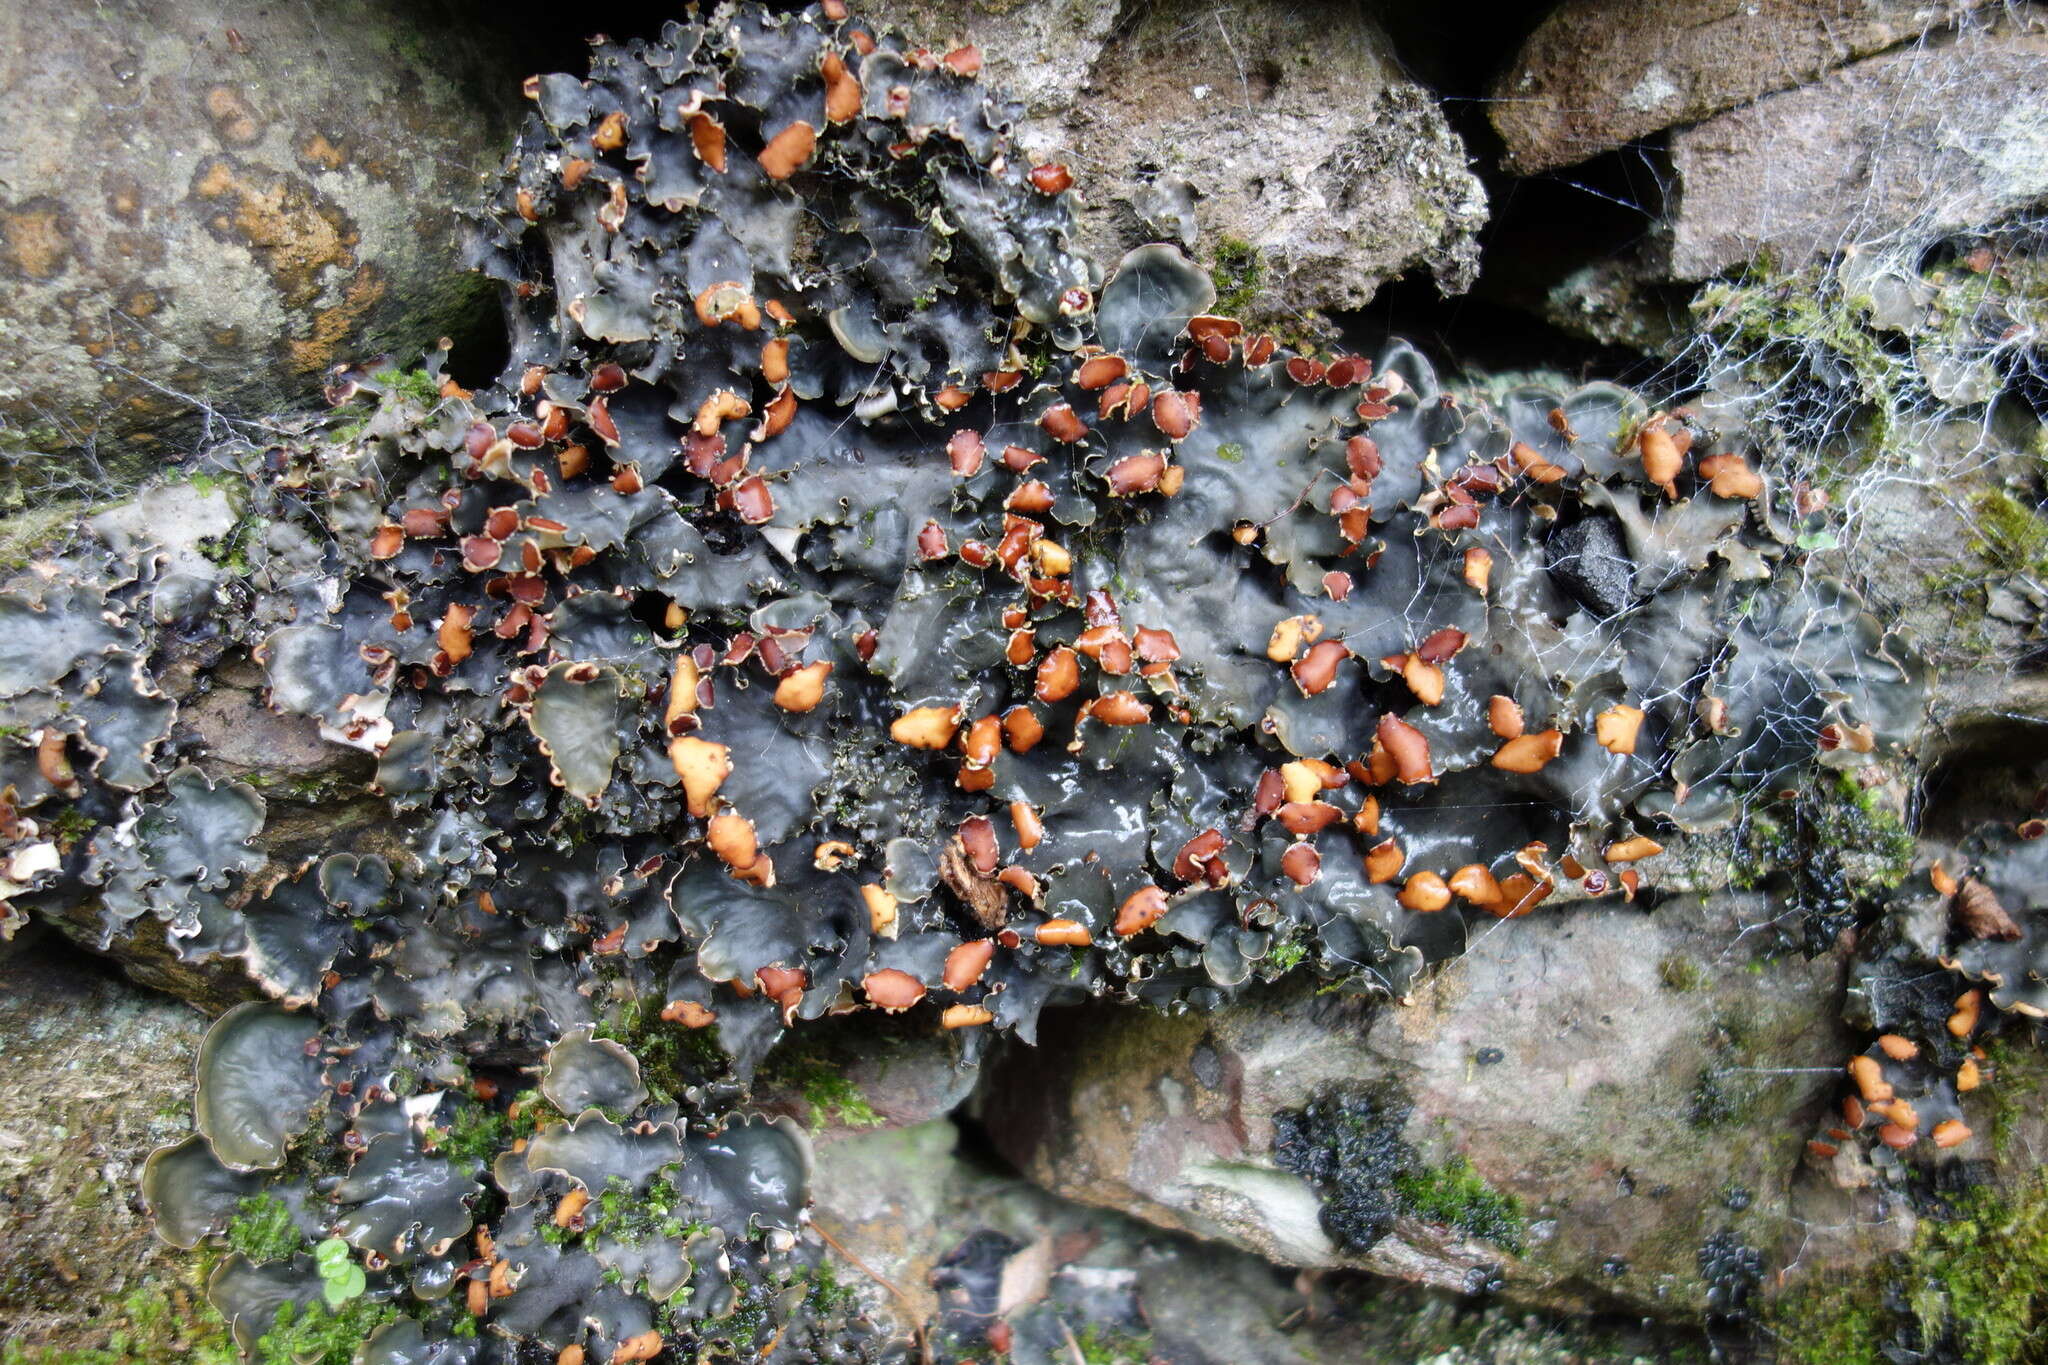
0,2,1929,1358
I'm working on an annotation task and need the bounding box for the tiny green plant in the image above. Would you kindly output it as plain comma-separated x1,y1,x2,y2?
313,1238,366,1309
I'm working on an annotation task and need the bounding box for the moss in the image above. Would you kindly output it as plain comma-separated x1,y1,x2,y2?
1981,1036,2043,1161
792,1062,881,1131
225,1192,301,1264
1658,955,1707,992
1768,1276,1888,1365
801,1259,859,1316
253,1298,399,1365
1209,236,1264,318
1394,1155,1526,1254
374,367,442,407
1691,260,1913,470
1072,1323,1155,1364
588,1173,696,1244
708,1277,774,1351
0,496,88,572
1267,939,1307,971
1974,488,2048,576
1770,1174,2048,1364
590,998,727,1103
48,805,98,850
433,1089,550,1168
0,1281,235,1365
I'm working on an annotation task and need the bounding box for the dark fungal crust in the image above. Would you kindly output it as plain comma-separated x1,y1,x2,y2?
0,0,1931,1354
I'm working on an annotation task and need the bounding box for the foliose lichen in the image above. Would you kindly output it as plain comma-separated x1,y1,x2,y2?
0,0,1938,1354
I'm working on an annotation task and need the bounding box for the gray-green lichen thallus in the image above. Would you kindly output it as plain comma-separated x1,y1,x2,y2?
0,1,1926,1358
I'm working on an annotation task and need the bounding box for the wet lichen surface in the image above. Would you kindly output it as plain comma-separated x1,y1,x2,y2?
0,2,1958,1361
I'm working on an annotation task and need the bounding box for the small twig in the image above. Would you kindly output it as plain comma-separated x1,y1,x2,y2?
1057,1315,1089,1365
810,1218,932,1365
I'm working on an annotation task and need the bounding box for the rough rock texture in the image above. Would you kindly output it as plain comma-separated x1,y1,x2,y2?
979,894,1856,1318
1847,410,2048,731
812,1119,1682,1361
1491,0,1990,175
0,938,219,1355
1666,12,2048,278
0,0,523,477
864,0,1486,330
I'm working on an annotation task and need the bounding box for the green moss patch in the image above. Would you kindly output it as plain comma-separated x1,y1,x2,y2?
1209,236,1264,318
1395,1155,1527,1254
0,1281,233,1365
224,1192,299,1264
1770,1175,2048,1364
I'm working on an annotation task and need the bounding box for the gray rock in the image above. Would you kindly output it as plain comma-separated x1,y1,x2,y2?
1491,0,1990,175
1540,258,1689,353
978,894,1864,1318
0,937,225,1356
810,1119,1679,1362
1666,12,2048,278
862,0,1486,331
0,0,522,478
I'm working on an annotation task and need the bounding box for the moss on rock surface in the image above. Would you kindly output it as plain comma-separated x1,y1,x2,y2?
1771,1175,2048,1365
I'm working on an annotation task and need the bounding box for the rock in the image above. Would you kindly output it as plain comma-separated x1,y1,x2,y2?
1545,515,1637,619
978,894,1863,1319
809,1119,1684,1361
1490,0,1990,174
0,0,523,480
807,1120,959,1333
1841,406,2048,734
1539,258,1690,353
0,936,227,1357
1665,13,2048,279
862,0,1485,331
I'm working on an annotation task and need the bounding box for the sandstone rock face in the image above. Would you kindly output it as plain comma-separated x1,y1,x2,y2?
1490,0,1989,174
865,0,1486,330
0,0,522,475
980,894,1857,1318
1665,14,2048,278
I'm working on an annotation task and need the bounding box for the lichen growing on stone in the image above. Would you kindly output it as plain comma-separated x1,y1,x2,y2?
0,0,1942,1354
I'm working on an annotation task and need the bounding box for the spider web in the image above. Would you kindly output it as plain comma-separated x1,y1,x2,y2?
1649,3,2048,667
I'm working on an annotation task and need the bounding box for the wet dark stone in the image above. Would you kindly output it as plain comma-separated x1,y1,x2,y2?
1546,514,1637,618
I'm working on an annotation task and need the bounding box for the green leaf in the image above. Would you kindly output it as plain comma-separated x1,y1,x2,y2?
319,1263,365,1309
313,1237,351,1272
